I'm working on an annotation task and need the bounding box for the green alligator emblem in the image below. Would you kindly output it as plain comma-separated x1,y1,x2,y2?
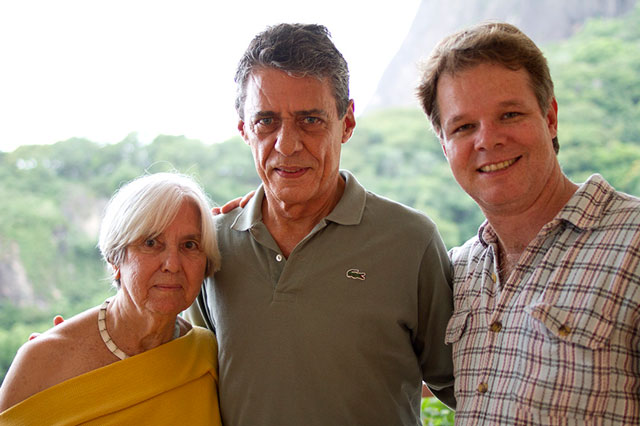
346,268,366,281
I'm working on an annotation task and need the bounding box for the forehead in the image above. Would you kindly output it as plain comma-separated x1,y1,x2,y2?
243,68,337,116
437,63,536,115
151,200,202,237
172,201,202,227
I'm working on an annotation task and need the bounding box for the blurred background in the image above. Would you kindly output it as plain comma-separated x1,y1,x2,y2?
1,1,639,422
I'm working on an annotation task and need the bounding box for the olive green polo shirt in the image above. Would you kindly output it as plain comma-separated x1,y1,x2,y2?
186,170,454,426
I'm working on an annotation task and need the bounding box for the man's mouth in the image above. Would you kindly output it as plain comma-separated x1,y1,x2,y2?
275,167,308,176
478,157,520,173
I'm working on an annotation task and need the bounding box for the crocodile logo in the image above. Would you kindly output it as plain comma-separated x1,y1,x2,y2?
346,268,366,281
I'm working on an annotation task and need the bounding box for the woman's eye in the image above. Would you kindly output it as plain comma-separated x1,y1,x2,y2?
184,241,200,250
144,239,156,248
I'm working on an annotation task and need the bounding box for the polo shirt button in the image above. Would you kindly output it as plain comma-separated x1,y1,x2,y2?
489,321,502,333
490,273,497,282
477,382,488,394
275,254,283,262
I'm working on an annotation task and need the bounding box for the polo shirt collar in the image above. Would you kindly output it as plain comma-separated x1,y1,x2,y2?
230,169,366,232
325,170,366,226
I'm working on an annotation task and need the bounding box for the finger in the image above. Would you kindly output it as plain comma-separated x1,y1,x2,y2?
211,206,222,216
220,197,243,214
28,332,41,341
239,190,256,208
53,315,65,326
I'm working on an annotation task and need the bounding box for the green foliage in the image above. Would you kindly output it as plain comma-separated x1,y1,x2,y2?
421,397,455,425
546,4,640,195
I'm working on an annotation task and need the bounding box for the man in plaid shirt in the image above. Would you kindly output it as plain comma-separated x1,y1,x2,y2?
417,22,640,424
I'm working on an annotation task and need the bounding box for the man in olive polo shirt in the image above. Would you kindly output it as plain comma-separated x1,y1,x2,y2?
185,23,455,426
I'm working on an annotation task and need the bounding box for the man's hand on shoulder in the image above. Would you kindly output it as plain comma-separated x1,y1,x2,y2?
28,315,64,341
211,191,256,215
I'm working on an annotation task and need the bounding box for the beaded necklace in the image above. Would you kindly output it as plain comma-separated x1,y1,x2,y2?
97,298,180,360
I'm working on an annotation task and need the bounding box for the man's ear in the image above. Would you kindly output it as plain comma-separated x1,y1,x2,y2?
439,133,449,159
238,120,249,144
341,100,356,143
546,97,559,139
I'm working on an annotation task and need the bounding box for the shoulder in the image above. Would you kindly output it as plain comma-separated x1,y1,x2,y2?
363,191,438,234
0,329,65,410
189,326,218,346
606,190,640,221
0,307,101,411
581,175,640,222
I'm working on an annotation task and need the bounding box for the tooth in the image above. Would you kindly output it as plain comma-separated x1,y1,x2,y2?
481,158,515,172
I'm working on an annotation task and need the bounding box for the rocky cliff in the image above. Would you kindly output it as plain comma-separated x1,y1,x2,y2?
367,0,637,111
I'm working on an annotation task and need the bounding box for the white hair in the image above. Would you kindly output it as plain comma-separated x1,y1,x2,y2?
98,172,220,287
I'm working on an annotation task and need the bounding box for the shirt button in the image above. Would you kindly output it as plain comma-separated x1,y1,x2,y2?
558,325,571,337
490,273,497,282
477,382,488,394
489,321,502,333
275,254,283,262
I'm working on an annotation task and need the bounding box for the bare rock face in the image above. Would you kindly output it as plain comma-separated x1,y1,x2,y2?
367,0,637,111
0,238,34,306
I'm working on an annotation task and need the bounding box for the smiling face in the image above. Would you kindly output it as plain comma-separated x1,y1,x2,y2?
436,62,561,216
238,68,355,214
117,201,207,316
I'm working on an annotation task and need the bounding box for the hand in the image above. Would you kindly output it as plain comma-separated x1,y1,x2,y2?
211,191,256,215
28,315,64,340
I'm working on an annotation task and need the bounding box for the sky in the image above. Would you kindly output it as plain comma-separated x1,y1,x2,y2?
0,0,421,153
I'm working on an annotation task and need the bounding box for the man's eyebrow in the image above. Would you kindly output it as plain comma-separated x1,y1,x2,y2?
443,114,467,130
295,108,328,117
498,99,526,108
252,111,277,119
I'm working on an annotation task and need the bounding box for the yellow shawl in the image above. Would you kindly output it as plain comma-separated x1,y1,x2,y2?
0,326,221,426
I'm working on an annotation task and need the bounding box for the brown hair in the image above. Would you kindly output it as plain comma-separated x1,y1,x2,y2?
416,22,558,153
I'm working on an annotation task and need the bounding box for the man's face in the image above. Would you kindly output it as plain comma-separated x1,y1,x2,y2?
436,62,560,216
238,68,355,209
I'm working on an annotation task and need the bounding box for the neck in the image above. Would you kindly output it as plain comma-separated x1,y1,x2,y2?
486,174,578,273
263,175,345,258
106,293,180,357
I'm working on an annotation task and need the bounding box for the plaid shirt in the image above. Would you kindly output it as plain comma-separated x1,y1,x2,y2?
447,174,640,425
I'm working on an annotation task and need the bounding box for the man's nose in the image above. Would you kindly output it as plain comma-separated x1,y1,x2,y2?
474,121,505,151
274,120,303,156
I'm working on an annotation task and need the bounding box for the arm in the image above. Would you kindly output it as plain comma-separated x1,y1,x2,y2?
416,230,456,410
182,287,216,332
0,338,52,411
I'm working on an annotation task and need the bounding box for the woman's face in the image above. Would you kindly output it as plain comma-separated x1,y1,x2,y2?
117,201,207,316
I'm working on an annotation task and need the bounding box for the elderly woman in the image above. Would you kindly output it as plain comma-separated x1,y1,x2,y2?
0,172,222,425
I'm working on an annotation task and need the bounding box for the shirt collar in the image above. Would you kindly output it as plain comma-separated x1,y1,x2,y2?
554,174,614,230
477,174,614,247
230,169,366,232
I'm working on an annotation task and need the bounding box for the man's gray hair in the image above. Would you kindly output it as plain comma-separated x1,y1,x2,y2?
234,23,350,120
98,172,221,288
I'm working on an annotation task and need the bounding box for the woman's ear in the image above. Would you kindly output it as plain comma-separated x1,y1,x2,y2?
111,264,121,281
